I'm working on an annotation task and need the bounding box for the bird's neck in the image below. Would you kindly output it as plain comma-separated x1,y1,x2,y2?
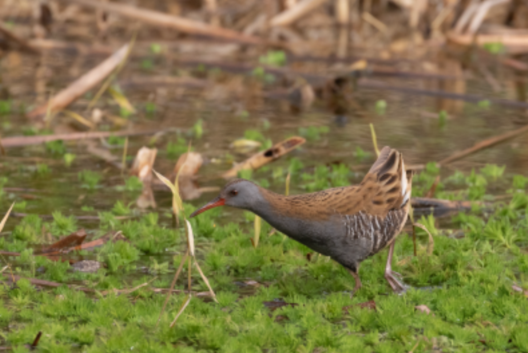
245,187,281,220
246,188,302,238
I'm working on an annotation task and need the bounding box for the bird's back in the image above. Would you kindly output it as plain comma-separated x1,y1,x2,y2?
260,147,412,265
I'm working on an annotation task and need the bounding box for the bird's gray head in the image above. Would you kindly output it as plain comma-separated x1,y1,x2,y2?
190,179,261,217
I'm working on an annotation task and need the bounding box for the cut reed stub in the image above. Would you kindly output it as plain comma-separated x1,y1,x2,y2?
221,136,306,179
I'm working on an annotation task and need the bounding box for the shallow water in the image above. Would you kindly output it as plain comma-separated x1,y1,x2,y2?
1,46,526,227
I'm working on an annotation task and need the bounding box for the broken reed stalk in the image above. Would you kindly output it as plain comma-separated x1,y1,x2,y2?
153,170,217,328
62,0,264,45
87,34,136,111
62,110,96,129
0,203,16,281
1,128,166,148
27,43,130,119
0,203,15,233
369,124,380,157
221,136,305,179
0,23,39,54
156,250,189,326
270,0,329,27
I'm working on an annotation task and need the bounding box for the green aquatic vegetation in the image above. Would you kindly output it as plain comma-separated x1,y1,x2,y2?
150,43,162,54
375,100,387,115
193,119,203,139
0,176,8,200
288,157,304,174
466,169,488,200
49,211,77,237
512,174,528,190
145,101,157,115
12,214,41,242
120,214,179,254
244,129,265,142
22,126,38,136
98,240,140,272
2,166,528,352
63,153,76,167
478,99,491,108
107,135,126,146
13,201,26,211
438,110,448,128
149,259,170,275
425,161,440,175
483,42,505,55
120,106,133,117
354,146,371,162
166,137,190,159
123,176,143,192
251,66,276,83
111,200,131,216
35,163,50,177
259,50,286,67
298,126,329,141
238,169,252,180
98,211,121,230
141,58,154,71
481,164,505,181
0,100,12,115
78,170,102,189
45,139,66,155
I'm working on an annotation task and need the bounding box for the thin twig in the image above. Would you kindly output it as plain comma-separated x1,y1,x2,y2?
194,261,218,303
1,128,167,148
60,0,265,45
439,124,528,165
156,250,189,326
170,295,192,327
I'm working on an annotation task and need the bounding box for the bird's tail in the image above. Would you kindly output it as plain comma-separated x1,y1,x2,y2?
366,146,412,209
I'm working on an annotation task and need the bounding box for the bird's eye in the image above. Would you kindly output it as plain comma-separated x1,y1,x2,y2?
230,190,238,196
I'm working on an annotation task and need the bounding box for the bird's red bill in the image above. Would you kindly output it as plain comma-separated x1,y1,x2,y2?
190,197,225,218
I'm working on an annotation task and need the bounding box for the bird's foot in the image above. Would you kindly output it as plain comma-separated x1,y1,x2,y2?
385,271,407,294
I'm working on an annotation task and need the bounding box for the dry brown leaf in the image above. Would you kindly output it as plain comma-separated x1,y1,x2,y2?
415,305,434,315
174,152,203,177
130,147,157,183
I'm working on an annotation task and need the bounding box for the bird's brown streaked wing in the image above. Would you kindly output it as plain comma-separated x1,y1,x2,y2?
358,147,409,217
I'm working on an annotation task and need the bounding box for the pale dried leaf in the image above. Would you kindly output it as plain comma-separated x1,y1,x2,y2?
414,222,435,255
108,86,136,113
153,169,176,194
253,216,261,248
174,152,203,177
185,219,195,257
131,147,157,182
62,110,95,129
415,305,433,315
0,203,15,233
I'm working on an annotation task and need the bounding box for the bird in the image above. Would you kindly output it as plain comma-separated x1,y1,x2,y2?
190,146,413,293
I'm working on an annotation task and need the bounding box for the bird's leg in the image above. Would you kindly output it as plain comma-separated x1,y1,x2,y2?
347,267,362,297
384,241,406,293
